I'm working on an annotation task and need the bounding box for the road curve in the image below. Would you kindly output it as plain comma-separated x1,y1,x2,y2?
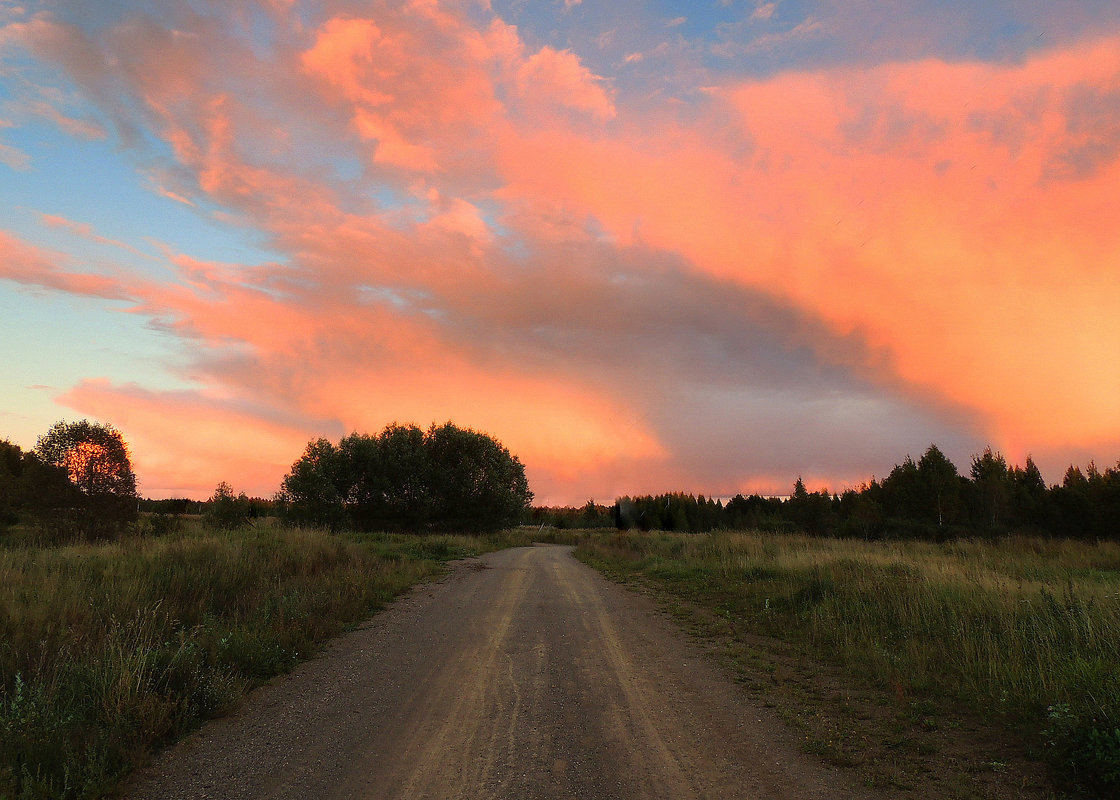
127,545,872,800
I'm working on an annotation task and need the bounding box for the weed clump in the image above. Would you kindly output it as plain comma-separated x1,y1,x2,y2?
1045,703,1120,795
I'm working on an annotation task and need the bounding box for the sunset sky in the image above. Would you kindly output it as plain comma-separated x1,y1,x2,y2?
2,0,1119,503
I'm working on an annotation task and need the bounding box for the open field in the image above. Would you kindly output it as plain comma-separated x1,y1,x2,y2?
575,530,1120,797
5,522,1117,799
0,520,535,799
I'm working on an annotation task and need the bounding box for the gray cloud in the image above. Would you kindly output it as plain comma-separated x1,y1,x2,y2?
418,239,987,492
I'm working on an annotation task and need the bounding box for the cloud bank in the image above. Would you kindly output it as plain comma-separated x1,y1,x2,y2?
1,0,1118,500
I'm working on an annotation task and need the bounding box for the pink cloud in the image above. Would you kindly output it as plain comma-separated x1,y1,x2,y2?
7,2,1120,501
301,17,396,107
57,380,320,498
297,10,521,175
0,141,29,170
751,3,777,22
37,213,153,259
22,98,104,139
0,231,130,300
493,36,1120,454
515,46,616,122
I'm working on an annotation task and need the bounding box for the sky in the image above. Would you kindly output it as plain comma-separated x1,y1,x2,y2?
1,0,1119,504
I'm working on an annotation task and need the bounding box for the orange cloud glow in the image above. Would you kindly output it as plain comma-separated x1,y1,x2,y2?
0,231,129,300
58,380,320,499
494,37,1120,453
4,2,1119,502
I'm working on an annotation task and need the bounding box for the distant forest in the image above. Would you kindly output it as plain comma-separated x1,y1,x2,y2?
7,427,1119,542
531,446,1120,541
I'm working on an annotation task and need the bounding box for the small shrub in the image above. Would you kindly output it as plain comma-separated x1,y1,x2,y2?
202,483,251,531
138,513,180,537
1045,703,1120,795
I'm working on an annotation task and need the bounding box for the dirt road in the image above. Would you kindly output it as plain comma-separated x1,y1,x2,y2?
128,545,873,799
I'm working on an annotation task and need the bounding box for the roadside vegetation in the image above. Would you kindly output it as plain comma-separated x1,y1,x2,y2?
575,530,1120,797
0,518,533,799
0,417,540,798
4,419,1117,797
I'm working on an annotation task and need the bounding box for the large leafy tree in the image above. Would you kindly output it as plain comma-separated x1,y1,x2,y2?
425,422,532,532
277,422,532,533
35,420,138,499
32,420,139,537
376,424,433,531
276,438,346,529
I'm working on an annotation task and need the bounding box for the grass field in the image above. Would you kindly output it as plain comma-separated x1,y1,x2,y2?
0,520,533,800
5,522,1116,798
575,530,1120,798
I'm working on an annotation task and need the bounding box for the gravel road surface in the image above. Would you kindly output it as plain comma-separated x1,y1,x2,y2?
127,544,873,799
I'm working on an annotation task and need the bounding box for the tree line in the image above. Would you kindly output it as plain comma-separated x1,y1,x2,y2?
3,419,532,541
6,420,1118,543
604,445,1120,540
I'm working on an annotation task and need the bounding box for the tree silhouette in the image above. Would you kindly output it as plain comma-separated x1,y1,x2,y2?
969,448,1011,529
32,420,138,537
918,445,961,526
278,423,532,533
276,438,345,529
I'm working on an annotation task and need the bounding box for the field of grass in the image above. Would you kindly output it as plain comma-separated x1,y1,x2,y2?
0,520,532,800
575,530,1120,797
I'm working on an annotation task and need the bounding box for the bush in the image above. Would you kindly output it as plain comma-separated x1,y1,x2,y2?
1045,703,1120,795
202,483,251,530
139,513,181,537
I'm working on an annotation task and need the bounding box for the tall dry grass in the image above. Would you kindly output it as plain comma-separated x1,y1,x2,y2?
576,530,1120,793
0,521,525,799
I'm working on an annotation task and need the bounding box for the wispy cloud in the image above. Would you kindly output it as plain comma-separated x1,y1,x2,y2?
21,98,104,139
713,16,824,58
751,3,777,22
0,231,130,300
0,140,28,169
37,213,154,260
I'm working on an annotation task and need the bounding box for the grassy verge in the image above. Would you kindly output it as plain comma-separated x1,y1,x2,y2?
0,521,531,799
574,530,1120,798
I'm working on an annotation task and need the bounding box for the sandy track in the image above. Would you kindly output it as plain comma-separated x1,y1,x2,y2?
127,545,873,799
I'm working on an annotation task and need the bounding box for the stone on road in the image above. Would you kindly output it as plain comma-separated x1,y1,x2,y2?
127,545,872,800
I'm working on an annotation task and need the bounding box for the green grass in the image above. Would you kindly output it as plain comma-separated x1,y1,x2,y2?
0,521,532,799
575,530,1120,796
